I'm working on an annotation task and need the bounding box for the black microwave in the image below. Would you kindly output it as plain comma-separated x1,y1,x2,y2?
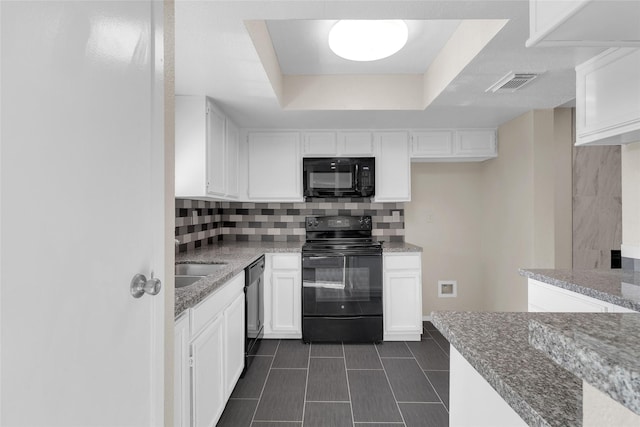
303,157,375,199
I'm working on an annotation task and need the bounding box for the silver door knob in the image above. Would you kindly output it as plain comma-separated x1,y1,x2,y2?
130,273,162,298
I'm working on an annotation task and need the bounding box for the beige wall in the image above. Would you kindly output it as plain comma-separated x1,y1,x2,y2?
621,141,640,251
407,108,574,315
405,163,486,315
482,109,573,311
481,111,536,312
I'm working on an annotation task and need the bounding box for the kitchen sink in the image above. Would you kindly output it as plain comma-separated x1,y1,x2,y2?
175,275,203,289
175,262,228,276
174,262,229,289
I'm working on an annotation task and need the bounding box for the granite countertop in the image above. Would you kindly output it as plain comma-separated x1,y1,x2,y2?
174,241,302,318
432,311,582,427
175,240,423,318
381,241,423,252
520,268,640,312
529,313,640,415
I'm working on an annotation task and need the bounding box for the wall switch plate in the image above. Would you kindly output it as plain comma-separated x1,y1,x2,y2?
438,280,457,298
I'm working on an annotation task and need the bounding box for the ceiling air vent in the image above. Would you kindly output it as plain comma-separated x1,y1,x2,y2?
486,72,538,93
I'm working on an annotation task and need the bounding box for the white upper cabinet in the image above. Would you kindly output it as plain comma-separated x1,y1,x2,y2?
175,96,240,199
302,131,338,156
338,131,375,156
411,129,497,161
527,0,640,47
206,102,226,196
412,131,453,157
247,132,302,201
575,48,640,146
374,131,411,202
302,131,375,157
226,120,240,198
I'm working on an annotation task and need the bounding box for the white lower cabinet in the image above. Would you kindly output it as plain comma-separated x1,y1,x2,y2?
383,253,423,341
528,278,636,313
174,313,191,427
174,271,245,427
191,313,226,427
450,345,527,427
264,253,302,339
224,293,245,396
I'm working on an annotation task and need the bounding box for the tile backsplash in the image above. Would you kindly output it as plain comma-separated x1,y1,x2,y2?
175,198,405,252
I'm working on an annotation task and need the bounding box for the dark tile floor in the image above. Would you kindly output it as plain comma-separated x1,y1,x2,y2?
218,322,450,427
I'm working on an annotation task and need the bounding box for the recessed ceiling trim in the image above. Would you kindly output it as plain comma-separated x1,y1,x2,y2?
246,18,508,111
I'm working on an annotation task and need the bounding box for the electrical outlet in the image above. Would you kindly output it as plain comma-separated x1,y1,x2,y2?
425,209,434,223
438,280,457,298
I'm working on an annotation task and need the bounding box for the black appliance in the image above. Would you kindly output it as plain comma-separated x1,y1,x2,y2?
302,216,383,343
242,255,264,376
303,157,375,199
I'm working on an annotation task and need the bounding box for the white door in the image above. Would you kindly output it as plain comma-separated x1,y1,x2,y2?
1,1,165,426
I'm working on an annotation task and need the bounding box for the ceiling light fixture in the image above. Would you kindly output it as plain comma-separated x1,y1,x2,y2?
328,20,409,62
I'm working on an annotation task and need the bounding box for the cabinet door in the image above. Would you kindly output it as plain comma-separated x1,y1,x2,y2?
383,271,422,340
302,131,337,156
454,130,497,158
174,315,191,427
248,132,302,201
374,131,411,202
338,131,374,156
206,100,227,196
191,314,226,427
411,131,453,157
226,119,239,198
576,48,640,145
271,270,302,336
175,96,207,197
224,293,245,397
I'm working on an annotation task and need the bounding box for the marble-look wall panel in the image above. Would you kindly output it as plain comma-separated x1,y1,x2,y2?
573,146,622,269
175,198,405,251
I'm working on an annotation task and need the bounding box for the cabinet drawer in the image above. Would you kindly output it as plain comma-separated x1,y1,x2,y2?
384,254,421,270
271,254,301,270
191,272,245,337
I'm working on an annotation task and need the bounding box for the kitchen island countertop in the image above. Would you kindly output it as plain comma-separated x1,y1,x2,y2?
432,311,582,427
529,313,640,416
519,268,640,312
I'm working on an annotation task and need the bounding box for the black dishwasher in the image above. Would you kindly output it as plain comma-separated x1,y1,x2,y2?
242,255,264,376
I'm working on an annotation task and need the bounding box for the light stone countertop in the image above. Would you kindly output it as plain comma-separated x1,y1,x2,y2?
432,311,582,427
380,241,423,252
519,268,640,312
174,241,302,318
529,313,640,416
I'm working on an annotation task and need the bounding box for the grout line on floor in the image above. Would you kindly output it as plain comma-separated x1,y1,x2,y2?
249,339,280,426
342,342,356,427
374,343,407,427
301,342,311,426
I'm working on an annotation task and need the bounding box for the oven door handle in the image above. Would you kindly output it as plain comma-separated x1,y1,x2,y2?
306,254,347,259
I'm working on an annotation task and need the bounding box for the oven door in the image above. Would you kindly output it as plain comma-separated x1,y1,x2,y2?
302,252,382,317
303,158,357,198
